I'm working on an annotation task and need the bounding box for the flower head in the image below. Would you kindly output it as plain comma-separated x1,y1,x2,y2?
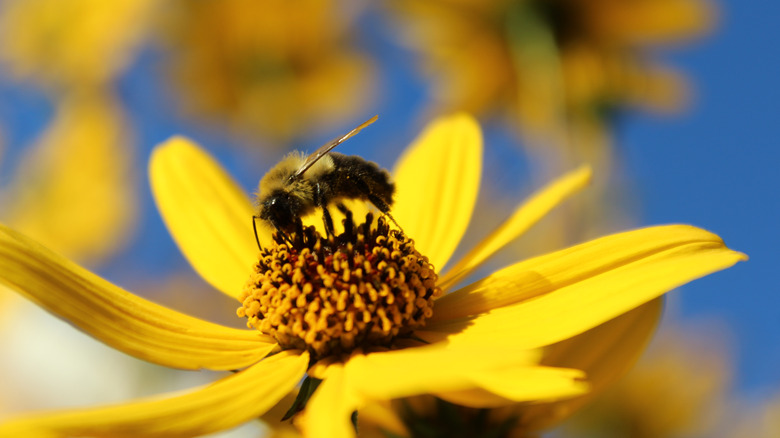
0,0,158,90
0,114,744,437
239,214,442,359
390,0,715,155
1,94,137,266
558,325,732,438
158,0,374,143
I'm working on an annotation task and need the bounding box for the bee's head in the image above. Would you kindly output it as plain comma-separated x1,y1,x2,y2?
259,190,302,233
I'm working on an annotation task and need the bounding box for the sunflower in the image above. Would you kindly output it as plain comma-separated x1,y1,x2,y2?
0,93,138,267
158,0,374,143
389,0,714,160
0,114,743,437
0,0,158,90
556,325,732,438
727,393,780,438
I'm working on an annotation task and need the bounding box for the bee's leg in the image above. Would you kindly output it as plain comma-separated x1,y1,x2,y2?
291,218,304,246
315,183,336,238
367,194,404,234
335,203,354,236
350,177,403,233
321,206,336,238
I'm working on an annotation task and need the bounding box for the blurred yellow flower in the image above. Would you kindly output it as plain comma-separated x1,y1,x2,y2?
159,0,375,143
727,393,780,438
0,0,159,90
0,0,147,270
0,114,743,437
390,0,714,157
0,94,138,266
556,325,732,438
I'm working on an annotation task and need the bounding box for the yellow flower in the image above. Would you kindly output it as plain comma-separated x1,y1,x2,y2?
390,0,714,157
556,325,732,438
0,93,138,267
0,0,158,90
158,0,375,143
727,393,780,438
0,114,744,437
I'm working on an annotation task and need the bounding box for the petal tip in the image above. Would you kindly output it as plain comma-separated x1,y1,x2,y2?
152,135,202,158
149,136,197,173
572,164,593,184
430,112,483,151
439,111,477,123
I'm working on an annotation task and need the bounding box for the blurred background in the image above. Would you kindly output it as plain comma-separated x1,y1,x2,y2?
0,0,776,437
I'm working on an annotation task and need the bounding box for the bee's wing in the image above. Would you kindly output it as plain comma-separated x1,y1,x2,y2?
293,115,378,179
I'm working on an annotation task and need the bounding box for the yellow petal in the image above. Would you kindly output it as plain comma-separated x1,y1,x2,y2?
392,113,482,271
422,225,745,348
346,346,582,408
0,351,309,438
431,267,552,322
0,223,276,370
302,365,363,438
590,0,715,45
345,346,541,400
4,94,137,266
150,137,259,300
438,165,592,290
435,365,587,408
515,298,663,431
302,346,580,438
456,366,587,404
434,387,516,409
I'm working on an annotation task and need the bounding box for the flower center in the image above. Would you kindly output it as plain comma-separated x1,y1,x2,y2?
238,212,442,360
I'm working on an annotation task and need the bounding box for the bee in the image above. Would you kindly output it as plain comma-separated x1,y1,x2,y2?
254,115,399,246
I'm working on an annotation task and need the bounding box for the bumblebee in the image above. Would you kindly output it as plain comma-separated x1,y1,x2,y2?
254,116,398,244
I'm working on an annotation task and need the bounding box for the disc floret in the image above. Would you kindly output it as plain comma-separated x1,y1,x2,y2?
238,213,442,359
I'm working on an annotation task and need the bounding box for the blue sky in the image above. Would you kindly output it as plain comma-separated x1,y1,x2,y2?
621,0,779,396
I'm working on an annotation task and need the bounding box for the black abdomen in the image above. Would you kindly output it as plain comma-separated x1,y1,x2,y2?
325,154,395,210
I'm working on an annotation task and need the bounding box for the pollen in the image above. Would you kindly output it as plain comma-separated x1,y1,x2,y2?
237,213,442,359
